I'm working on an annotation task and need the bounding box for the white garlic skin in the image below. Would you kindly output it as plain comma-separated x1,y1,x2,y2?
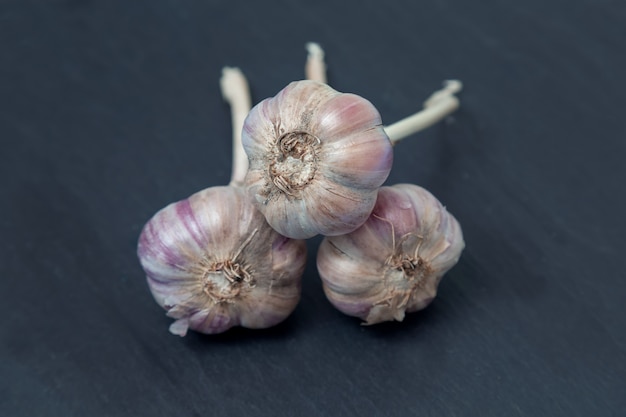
317,184,464,325
242,80,393,239
137,186,306,336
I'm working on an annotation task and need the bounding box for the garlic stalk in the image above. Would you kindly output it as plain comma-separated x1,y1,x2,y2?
317,184,465,325
304,42,462,143
384,80,462,144
305,42,327,84
137,68,306,336
222,68,252,187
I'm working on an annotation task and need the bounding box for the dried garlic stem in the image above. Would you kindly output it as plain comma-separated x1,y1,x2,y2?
305,42,327,84
384,80,462,144
221,67,252,186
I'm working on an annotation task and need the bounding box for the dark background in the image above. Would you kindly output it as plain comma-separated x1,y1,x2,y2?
2,0,625,415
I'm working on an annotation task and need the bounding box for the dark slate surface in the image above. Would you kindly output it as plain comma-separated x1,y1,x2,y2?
1,0,625,415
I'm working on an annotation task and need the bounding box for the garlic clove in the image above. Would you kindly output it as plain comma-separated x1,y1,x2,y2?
242,80,393,239
310,92,383,142
138,186,306,336
317,183,465,325
320,125,394,189
298,184,375,238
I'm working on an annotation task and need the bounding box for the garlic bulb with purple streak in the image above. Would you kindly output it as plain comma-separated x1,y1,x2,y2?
317,184,464,325
242,80,393,239
137,68,306,336
137,186,306,336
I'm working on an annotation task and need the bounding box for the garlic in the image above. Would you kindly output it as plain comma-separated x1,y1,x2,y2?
137,68,306,336
316,184,464,325
242,80,394,239
242,44,462,240
137,186,306,336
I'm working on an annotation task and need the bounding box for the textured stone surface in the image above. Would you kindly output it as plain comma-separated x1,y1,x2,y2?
1,0,625,415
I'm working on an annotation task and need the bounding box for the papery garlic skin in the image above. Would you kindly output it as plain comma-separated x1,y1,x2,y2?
242,80,393,239
317,184,464,325
137,186,306,336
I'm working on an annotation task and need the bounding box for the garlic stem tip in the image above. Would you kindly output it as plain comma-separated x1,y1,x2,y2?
443,79,463,93
424,79,463,108
306,42,325,59
220,67,247,101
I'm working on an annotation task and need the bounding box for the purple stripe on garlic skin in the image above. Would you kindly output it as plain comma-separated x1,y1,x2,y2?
316,184,465,325
242,80,393,239
137,186,306,336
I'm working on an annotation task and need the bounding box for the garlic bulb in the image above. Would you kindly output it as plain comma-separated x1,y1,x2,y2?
317,184,464,325
137,186,306,336
137,68,307,336
242,80,393,239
